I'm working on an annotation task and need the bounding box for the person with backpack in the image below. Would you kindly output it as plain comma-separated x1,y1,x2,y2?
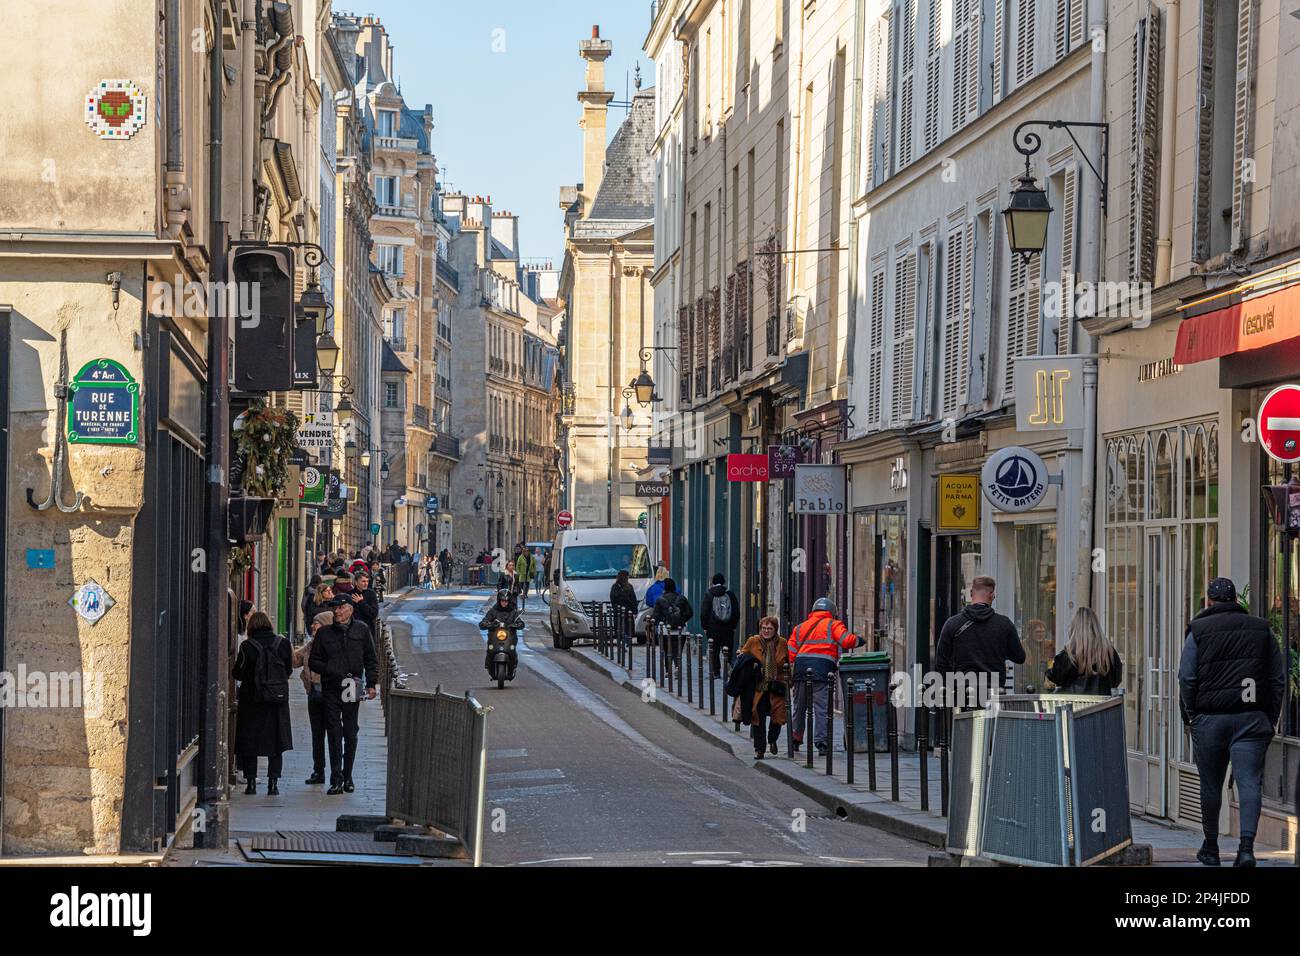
701,572,741,679
309,598,379,795
609,570,639,648
231,611,294,795
645,565,669,610
934,576,1026,707
653,578,693,671
1047,607,1123,694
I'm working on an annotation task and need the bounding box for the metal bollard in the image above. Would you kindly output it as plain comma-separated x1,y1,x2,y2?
646,622,654,682
939,705,949,818
684,634,693,701
918,707,930,812
844,675,854,785
887,683,900,802
784,664,794,759
804,677,814,769
696,633,705,709
665,631,674,694
721,646,732,725
865,677,877,792
825,673,835,777
708,639,717,716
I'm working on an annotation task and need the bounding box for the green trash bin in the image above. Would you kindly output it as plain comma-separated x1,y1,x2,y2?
839,652,891,753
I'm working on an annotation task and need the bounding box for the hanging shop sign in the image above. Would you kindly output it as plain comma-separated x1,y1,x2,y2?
276,466,302,518
767,444,799,480
67,359,140,445
636,481,671,498
937,474,981,531
322,488,350,518
1257,384,1300,464
793,464,847,514
301,466,327,505
1014,356,1085,431
295,422,334,451
727,453,769,482
980,446,1049,513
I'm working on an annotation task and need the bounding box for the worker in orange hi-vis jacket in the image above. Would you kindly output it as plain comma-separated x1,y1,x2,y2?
787,597,866,756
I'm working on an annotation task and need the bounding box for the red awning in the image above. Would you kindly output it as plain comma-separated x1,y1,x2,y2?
1174,283,1300,365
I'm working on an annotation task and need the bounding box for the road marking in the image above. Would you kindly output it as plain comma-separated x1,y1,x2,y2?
488,748,529,759
516,856,594,865
488,768,565,783
665,850,742,856
489,783,578,803
818,856,897,864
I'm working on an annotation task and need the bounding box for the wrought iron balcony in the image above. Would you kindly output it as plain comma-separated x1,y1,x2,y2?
436,256,460,289
412,403,430,428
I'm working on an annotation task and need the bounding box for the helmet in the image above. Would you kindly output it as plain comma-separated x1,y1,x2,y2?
812,597,836,616
496,588,512,604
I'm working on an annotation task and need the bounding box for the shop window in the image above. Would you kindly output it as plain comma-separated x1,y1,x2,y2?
851,508,908,676
1261,455,1300,739
1013,522,1057,693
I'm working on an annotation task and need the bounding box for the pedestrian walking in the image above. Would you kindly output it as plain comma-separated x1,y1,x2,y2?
231,611,294,795
645,564,669,610
610,569,639,647
934,576,1025,707
652,578,693,671
1046,607,1122,694
732,616,789,759
309,598,379,795
440,548,454,589
700,572,741,678
1179,577,1286,867
787,598,865,756
235,599,254,648
305,582,335,623
300,574,322,635
294,611,334,785
532,548,546,592
516,548,537,610
351,569,380,638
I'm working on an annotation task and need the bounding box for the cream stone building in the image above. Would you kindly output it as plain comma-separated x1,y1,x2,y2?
558,28,656,531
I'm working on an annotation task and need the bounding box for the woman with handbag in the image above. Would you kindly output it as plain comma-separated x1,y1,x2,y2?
738,616,789,759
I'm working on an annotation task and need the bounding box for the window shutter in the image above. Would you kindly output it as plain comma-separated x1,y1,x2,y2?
1129,12,1162,283
866,21,882,187
942,223,966,416
1015,0,1036,88
868,266,886,426
924,0,941,151
1231,0,1257,252
873,16,893,186
893,252,917,423
993,0,1005,102
1054,0,1069,60
953,0,980,132
981,213,998,402
1059,164,1077,354
960,219,975,403
1026,252,1042,360
1004,251,1026,396
679,304,693,403
695,295,707,398
1191,3,1215,261
1069,0,1085,49
899,0,917,168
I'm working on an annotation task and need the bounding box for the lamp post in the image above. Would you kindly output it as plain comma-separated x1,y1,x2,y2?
1003,119,1110,261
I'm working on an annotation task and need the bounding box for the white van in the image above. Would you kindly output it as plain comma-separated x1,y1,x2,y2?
548,527,651,649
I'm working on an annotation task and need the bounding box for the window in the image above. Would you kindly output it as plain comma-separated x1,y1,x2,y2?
1012,523,1057,693
1013,0,1037,89
851,510,908,676
867,17,892,188
384,306,405,343
867,264,887,426
377,109,398,137
375,175,398,207
562,544,651,580
940,220,973,416
1054,0,1086,61
952,0,980,133
892,249,917,423
384,381,400,408
923,0,940,152
375,243,403,276
1193,0,1252,260
895,0,917,169
1130,12,1163,283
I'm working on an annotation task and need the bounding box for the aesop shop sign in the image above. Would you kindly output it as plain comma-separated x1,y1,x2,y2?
726,453,769,482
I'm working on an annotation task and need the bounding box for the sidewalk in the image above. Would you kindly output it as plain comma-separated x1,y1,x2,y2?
563,635,1291,866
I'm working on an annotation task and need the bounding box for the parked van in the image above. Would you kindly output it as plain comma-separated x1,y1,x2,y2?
548,527,651,649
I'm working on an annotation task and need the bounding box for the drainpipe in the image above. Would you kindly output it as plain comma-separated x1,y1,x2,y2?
1073,1,1106,613
164,0,183,173
262,4,296,132
240,0,257,238
1155,0,1180,286
845,0,867,382
609,248,619,525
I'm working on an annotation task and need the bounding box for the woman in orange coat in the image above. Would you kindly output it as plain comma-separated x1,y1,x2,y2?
739,616,789,759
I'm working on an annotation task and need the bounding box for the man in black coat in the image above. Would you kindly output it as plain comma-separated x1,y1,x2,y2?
309,599,379,794
700,572,741,678
1179,577,1285,868
350,568,381,637
653,578,693,669
934,576,1025,707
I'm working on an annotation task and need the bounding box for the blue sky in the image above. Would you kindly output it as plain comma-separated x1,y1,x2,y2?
360,1,652,269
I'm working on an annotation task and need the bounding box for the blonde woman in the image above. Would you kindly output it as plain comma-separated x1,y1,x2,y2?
1046,607,1122,694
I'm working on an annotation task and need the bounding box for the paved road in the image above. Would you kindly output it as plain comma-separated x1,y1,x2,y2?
385,587,929,867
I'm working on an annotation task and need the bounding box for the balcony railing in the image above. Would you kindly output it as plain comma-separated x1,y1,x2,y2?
377,204,416,218
436,256,460,290
387,336,407,352
412,403,430,428
433,433,460,460
375,135,419,151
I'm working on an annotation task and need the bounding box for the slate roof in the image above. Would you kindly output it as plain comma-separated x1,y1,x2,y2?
586,88,655,223
381,340,410,374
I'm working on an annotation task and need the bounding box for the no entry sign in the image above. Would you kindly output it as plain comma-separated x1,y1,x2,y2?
1258,384,1300,463
556,510,573,528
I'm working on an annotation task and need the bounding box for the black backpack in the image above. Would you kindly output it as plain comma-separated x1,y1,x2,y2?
664,594,691,629
251,635,289,704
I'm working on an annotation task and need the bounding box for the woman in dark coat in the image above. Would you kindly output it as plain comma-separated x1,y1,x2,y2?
609,570,639,645
1046,606,1122,694
232,611,294,795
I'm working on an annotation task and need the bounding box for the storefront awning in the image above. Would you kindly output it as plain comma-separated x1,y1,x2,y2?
1174,283,1300,365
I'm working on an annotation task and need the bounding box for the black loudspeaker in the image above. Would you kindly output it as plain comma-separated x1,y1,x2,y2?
228,496,276,542
230,245,295,392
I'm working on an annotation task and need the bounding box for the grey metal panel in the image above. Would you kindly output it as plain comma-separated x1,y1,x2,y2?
997,693,1110,714
945,710,989,855
1069,697,1133,864
981,712,1067,866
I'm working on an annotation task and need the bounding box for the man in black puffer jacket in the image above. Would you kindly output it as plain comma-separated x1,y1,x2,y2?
934,576,1024,707
1179,577,1285,868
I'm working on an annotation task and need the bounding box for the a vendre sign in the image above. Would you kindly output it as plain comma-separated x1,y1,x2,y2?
726,453,769,482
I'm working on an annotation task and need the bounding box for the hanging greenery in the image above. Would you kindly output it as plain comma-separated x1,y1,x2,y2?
234,399,299,498
228,543,253,581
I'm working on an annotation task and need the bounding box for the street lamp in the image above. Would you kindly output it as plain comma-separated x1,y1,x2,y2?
631,368,655,406
334,394,354,424
1004,119,1110,262
360,449,371,468
316,331,341,375
380,455,391,480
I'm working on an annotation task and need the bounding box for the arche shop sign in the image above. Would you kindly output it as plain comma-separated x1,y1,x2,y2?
726,453,768,482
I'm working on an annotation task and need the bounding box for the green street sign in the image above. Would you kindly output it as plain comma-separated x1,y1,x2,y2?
370,523,380,536
67,359,139,445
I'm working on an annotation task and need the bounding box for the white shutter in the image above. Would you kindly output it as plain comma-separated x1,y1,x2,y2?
921,243,937,419
1054,0,1069,60
1058,165,1076,354
1069,0,1085,50
899,0,917,168
1004,252,1025,396
1129,12,1162,283
924,0,941,151
953,0,979,132
1231,0,1257,251
942,224,966,415
868,266,886,426
1026,252,1042,359
866,21,882,188
993,0,1005,102
960,219,975,404
893,252,917,423
1015,0,1036,88
980,213,998,401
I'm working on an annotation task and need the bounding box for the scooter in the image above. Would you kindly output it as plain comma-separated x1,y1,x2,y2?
482,620,522,689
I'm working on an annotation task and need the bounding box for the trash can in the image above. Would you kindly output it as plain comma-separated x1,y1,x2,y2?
839,652,891,753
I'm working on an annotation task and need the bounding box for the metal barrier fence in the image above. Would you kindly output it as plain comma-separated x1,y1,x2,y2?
944,694,1131,866
385,686,489,867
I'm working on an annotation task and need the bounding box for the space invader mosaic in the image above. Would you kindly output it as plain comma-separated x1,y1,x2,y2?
85,79,147,140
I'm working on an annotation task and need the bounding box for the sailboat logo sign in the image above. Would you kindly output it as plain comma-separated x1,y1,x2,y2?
980,446,1049,513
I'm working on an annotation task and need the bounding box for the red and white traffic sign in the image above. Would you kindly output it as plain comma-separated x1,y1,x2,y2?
556,510,573,528
1258,384,1300,463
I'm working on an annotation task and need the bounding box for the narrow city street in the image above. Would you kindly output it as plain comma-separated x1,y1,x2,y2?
384,588,928,867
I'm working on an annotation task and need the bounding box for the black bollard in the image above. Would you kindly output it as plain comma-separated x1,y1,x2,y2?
784,664,794,759
865,677,877,792
708,639,716,716
666,631,675,694
646,622,653,682
918,706,930,812
685,634,693,701
697,633,705,709
825,673,835,777
721,646,732,726
887,684,900,802
844,675,855,786
804,677,814,769
939,705,949,818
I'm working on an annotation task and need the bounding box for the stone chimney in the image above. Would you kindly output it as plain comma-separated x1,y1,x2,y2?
577,25,614,218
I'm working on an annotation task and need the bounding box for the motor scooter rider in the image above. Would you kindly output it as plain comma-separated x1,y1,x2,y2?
479,588,523,677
